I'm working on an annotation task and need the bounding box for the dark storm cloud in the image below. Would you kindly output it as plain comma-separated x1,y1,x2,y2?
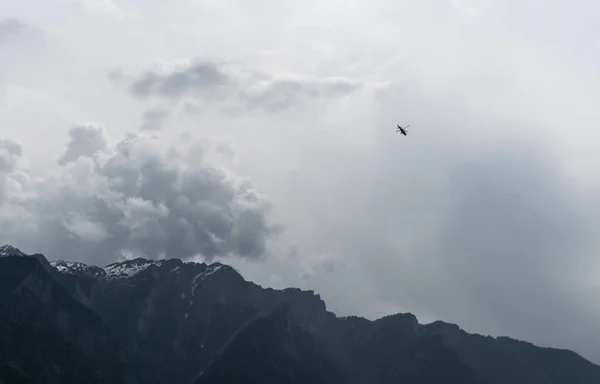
115,59,361,113
0,125,278,265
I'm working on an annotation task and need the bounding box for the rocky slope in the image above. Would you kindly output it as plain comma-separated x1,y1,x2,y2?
195,304,346,384
0,252,137,383
2,244,600,384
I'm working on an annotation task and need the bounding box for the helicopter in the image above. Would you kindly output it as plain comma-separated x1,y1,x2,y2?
396,124,410,136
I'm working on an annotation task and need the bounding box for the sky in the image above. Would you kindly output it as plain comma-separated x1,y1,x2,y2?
2,0,600,364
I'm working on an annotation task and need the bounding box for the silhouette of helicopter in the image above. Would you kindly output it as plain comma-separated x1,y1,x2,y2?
396,124,410,136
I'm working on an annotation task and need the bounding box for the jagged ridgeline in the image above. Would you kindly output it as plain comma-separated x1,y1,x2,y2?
1,244,600,384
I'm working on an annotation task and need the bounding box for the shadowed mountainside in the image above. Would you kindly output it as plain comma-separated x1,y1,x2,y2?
1,244,599,384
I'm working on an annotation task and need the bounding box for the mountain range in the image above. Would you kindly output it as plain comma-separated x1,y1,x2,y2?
1,244,599,384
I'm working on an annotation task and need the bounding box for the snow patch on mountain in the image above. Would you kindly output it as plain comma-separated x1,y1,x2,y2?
104,258,165,279
51,260,107,278
1,243,235,286
191,264,224,297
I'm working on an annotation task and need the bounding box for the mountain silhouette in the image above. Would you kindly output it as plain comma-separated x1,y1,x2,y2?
2,245,600,384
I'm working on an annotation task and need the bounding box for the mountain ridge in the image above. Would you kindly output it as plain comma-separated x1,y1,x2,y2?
2,244,599,384
1,247,571,349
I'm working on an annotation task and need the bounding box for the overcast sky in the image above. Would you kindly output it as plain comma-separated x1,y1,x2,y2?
2,0,600,364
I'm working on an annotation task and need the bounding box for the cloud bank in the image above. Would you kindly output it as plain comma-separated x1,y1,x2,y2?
0,123,277,265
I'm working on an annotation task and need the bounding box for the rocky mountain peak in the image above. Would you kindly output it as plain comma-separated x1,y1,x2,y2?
51,260,107,279
103,258,164,279
0,244,26,258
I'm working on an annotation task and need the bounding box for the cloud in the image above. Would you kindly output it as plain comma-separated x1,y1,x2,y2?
0,124,278,265
129,61,230,99
107,68,126,84
0,138,26,204
450,0,488,23
0,19,47,93
0,19,28,43
113,59,362,114
62,0,125,20
62,212,113,242
0,138,23,173
0,18,44,46
239,74,361,113
57,122,109,165
139,108,169,131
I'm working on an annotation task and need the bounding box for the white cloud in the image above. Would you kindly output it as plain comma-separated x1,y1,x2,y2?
0,125,278,265
57,122,109,165
63,212,112,242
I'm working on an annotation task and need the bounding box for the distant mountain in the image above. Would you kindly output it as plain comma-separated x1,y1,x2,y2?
2,244,600,384
318,314,482,384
